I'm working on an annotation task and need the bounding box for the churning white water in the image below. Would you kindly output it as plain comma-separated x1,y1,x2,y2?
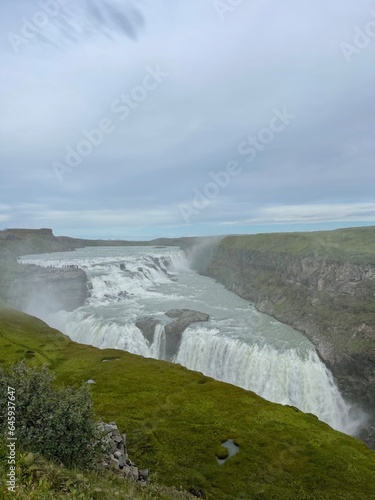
19,246,363,435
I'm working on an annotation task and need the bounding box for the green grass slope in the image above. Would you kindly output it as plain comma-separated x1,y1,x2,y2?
0,446,193,500
1,307,375,499
223,226,375,265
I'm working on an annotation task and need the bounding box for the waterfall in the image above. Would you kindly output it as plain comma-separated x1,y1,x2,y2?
49,311,168,361
49,310,150,356
174,327,364,434
20,248,188,303
19,246,366,437
150,324,166,360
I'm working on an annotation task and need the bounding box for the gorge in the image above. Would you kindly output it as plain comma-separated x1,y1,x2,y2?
1,226,374,446
1,226,375,498
15,232,372,444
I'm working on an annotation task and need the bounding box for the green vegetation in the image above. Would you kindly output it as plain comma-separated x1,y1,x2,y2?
1,226,375,497
222,226,375,265
0,440,193,499
0,362,102,469
1,306,375,499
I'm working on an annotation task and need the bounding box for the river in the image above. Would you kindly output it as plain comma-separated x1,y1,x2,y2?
19,245,364,435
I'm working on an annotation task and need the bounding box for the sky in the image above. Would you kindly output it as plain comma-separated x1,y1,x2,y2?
0,0,375,239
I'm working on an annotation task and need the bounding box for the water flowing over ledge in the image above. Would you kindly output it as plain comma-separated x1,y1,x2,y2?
175,328,361,434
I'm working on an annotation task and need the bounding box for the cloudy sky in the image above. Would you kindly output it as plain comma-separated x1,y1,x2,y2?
0,0,374,239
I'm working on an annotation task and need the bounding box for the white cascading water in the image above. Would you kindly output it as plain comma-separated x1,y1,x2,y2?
19,246,365,435
174,328,358,434
150,324,167,360
53,310,150,356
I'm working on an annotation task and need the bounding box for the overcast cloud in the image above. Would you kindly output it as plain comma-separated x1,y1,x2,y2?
0,0,374,239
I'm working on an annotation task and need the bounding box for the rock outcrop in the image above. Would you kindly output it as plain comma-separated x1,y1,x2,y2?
136,309,210,360
99,421,148,485
135,317,160,344
0,228,89,308
164,309,209,359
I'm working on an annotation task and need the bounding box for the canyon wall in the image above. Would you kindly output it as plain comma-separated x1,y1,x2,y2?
7,266,88,314
0,228,88,312
202,230,375,426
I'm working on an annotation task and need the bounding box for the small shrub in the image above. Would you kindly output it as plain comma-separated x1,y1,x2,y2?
0,361,102,469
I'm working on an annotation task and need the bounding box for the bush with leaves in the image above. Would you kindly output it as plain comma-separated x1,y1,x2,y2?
0,361,104,469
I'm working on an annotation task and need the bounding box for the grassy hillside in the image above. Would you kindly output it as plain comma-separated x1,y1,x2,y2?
1,307,375,499
223,226,375,265
0,445,193,500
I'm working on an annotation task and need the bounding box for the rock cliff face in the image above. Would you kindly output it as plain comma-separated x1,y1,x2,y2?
202,235,375,431
0,228,89,312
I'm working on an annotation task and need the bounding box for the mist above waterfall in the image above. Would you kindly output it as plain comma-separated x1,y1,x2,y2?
185,236,224,273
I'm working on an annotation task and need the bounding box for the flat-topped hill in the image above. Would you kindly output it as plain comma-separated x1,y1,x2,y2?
0,228,54,237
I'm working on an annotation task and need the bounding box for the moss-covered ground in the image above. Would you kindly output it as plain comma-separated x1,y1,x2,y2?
1,306,375,499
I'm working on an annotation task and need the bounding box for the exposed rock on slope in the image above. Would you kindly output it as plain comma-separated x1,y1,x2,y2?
0,228,88,308
100,421,148,485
